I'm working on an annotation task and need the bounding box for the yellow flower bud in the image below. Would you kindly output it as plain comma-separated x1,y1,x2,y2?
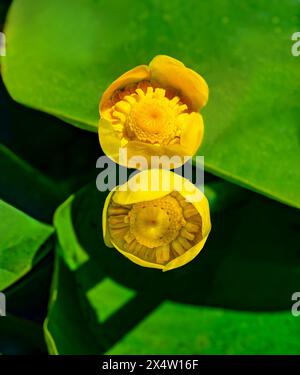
102,170,211,271
99,55,208,168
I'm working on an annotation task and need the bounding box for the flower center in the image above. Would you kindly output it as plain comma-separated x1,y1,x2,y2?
127,98,176,144
111,86,187,145
129,196,185,248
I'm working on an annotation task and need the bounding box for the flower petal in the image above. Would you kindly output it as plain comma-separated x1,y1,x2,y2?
102,190,116,247
149,55,208,111
98,118,123,162
179,187,211,241
164,186,211,271
100,65,150,116
112,169,175,206
125,140,191,169
163,231,210,271
110,239,164,270
178,112,204,156
98,125,195,169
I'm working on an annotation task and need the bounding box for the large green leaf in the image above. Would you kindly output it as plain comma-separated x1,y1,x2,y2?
0,74,100,223
0,143,64,222
5,251,54,322
0,77,99,187
44,249,104,355
0,200,53,291
48,182,300,354
0,77,100,222
2,0,300,207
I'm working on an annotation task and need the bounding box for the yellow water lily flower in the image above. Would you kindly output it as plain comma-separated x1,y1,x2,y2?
103,169,211,271
99,55,208,168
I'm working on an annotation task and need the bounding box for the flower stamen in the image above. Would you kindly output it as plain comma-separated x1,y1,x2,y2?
110,85,188,146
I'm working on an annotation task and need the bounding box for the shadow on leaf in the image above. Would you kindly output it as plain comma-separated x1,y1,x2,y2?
51,182,300,352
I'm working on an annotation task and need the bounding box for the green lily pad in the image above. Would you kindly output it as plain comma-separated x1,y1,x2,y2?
48,182,300,354
0,144,64,222
5,251,54,322
44,249,102,355
0,78,100,188
2,0,300,207
0,77,100,222
0,200,53,291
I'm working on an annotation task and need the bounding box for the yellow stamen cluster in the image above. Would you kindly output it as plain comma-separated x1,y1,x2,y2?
107,191,202,265
110,84,188,146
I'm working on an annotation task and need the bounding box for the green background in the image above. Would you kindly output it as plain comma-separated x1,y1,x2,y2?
0,0,299,354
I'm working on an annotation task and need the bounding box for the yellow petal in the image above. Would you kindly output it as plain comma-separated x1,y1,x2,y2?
112,169,172,206
178,188,211,244
110,238,164,270
180,228,195,241
184,222,200,233
102,190,116,247
149,55,208,111
98,118,123,163
163,231,210,272
171,239,185,255
177,236,191,250
126,141,189,169
112,169,197,206
156,245,170,263
178,112,204,156
98,119,191,170
100,65,150,117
